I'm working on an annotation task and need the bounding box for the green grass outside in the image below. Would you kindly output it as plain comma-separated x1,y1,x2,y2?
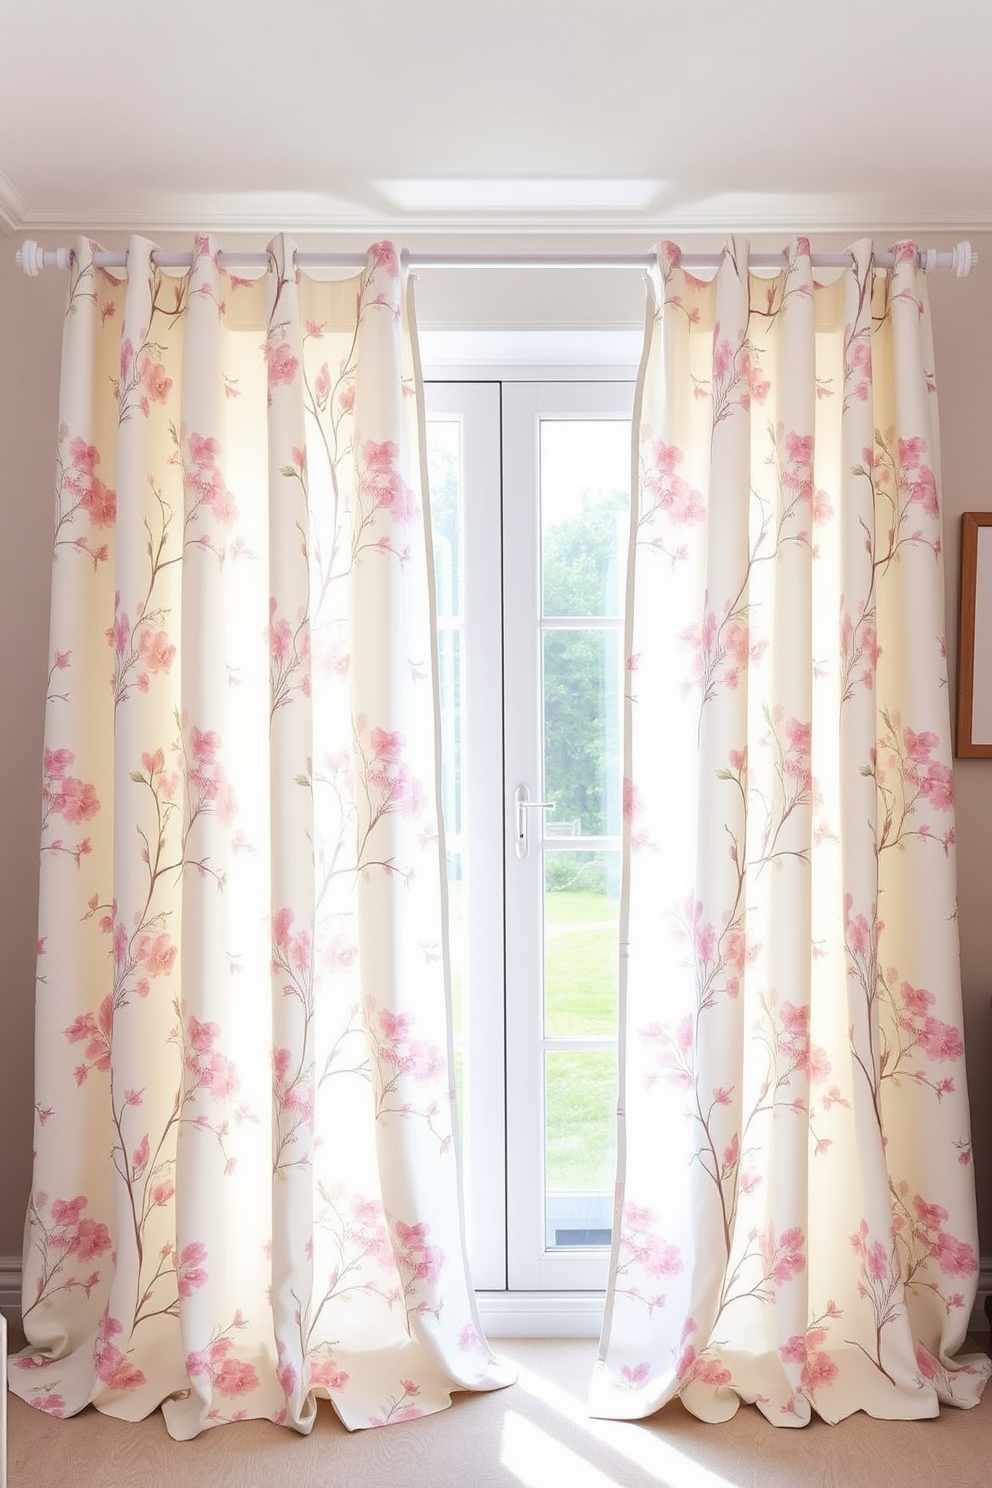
447,880,619,1194
544,888,617,1038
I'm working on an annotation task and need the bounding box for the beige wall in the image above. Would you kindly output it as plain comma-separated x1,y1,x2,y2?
2,230,991,1262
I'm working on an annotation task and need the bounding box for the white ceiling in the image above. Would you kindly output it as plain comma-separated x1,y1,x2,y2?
3,0,992,237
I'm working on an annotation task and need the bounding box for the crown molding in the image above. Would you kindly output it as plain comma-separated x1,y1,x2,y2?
5,192,992,241
0,169,28,234
1,178,992,242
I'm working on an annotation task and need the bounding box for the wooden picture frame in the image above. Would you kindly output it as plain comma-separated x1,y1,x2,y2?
956,511,992,758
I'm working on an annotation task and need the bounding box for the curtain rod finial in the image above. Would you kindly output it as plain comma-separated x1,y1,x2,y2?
15,240,71,275
15,239,43,276
954,240,977,278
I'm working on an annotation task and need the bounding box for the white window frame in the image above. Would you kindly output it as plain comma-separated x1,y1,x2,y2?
423,338,640,1333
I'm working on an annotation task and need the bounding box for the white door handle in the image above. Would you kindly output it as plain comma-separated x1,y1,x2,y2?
514,785,555,859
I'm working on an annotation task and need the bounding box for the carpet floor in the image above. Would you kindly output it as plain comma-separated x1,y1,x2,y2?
5,1332,992,1488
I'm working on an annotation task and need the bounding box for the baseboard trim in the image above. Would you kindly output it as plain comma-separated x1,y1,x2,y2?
0,1258,21,1327
2,1259,990,1340
476,1291,605,1339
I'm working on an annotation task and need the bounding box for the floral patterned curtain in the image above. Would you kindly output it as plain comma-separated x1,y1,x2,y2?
10,235,511,1438
593,238,990,1425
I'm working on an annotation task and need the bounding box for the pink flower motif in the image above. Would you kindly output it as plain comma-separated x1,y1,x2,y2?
370,725,405,762
621,1361,651,1388
457,1323,486,1355
190,726,221,764
30,1393,67,1415
913,1195,949,1228
848,913,871,956
713,338,732,382
141,748,165,777
811,488,833,525
45,757,100,823
177,1240,209,1296
643,1235,682,1279
265,340,299,387
379,1008,411,1043
51,1195,87,1226
779,1001,809,1037
70,436,101,473
749,364,771,403
899,982,933,1018
141,359,173,404
807,1045,831,1084
80,475,117,527
406,1039,445,1084
802,1349,838,1392
136,931,177,978
187,1016,219,1054
272,907,294,955
151,1179,175,1207
903,727,937,762
289,928,311,973
760,1223,805,1287
905,464,938,516
695,1358,732,1386
137,628,176,674
785,717,812,755
310,1359,349,1390
917,761,954,812
339,384,355,412
933,1230,977,1278
866,1241,890,1281
214,1359,260,1396
368,241,400,279
109,604,130,656
785,431,813,466
915,1344,939,1380
623,1202,655,1231
189,433,220,466
918,1017,964,1062
364,439,398,475
898,435,927,467
314,363,331,405
622,777,641,822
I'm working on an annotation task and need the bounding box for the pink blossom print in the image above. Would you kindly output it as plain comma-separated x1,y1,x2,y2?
358,438,420,533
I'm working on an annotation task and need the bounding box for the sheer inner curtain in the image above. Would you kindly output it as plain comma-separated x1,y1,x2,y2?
594,237,991,1426
10,235,511,1439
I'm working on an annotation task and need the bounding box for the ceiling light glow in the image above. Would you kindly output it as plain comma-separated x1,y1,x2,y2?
375,179,661,211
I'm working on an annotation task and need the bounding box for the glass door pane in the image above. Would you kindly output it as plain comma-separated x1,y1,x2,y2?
503,382,632,1290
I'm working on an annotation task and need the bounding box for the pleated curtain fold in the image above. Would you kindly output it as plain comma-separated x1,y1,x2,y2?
10,235,512,1438
594,237,990,1426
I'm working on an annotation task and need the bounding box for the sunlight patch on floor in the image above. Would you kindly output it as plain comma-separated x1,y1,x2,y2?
509,1360,737,1488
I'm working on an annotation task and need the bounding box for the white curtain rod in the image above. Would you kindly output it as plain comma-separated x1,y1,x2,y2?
14,238,979,277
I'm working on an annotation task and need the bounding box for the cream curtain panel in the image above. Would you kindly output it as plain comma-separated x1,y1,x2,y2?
593,238,990,1425
10,235,511,1438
